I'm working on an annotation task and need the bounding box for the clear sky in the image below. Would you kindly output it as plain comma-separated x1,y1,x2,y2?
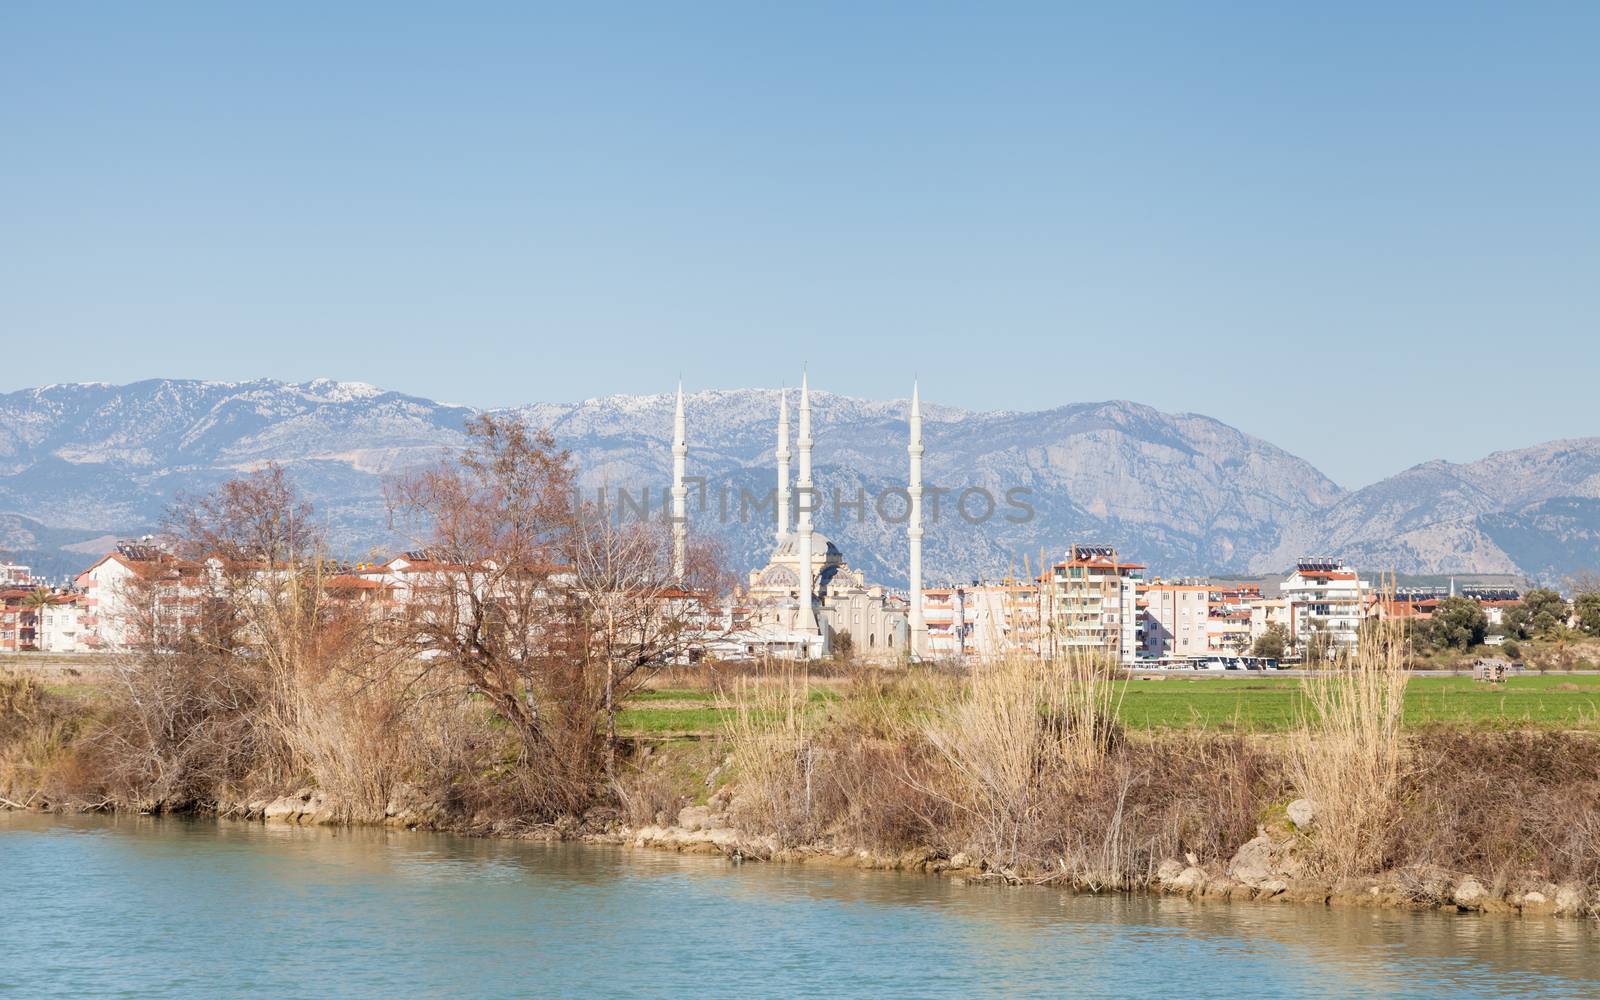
4,2,1596,488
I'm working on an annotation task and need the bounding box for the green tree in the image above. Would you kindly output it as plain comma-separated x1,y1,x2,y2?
1429,596,1488,651
1368,615,1430,655
1506,588,1569,640
1304,628,1335,665
831,630,855,662
1574,591,1600,638
1252,622,1287,659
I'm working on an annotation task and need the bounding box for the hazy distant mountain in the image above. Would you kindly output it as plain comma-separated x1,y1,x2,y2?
1259,440,1600,582
0,512,119,582
0,379,473,574
2,379,1595,585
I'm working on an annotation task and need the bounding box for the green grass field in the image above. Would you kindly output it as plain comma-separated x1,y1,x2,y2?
618,674,1600,736
21,659,1592,738
1118,674,1600,731
617,686,840,735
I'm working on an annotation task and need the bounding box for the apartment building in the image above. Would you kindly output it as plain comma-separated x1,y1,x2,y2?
76,544,216,649
36,594,93,653
1206,583,1260,654
1281,559,1368,653
1250,598,1291,645
1141,581,1211,659
0,585,92,652
922,580,1042,659
0,589,32,651
1048,545,1144,664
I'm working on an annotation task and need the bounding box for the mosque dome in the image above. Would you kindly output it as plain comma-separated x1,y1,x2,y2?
769,532,843,565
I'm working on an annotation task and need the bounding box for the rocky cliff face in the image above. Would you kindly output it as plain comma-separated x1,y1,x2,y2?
2,379,1595,584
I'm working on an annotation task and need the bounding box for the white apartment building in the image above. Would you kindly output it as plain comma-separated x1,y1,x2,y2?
36,596,93,653
1250,598,1291,644
76,545,220,650
76,550,157,649
1281,559,1368,654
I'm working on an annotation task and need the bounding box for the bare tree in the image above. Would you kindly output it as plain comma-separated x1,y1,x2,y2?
387,415,598,807
168,465,318,566
102,466,407,812
566,504,733,776
1564,570,1600,597
389,414,740,798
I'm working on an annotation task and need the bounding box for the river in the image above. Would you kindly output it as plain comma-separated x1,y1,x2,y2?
2,814,1595,998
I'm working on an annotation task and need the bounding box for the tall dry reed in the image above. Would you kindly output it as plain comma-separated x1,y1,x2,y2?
282,676,409,821
720,666,820,845
922,650,1123,865
1288,619,1410,878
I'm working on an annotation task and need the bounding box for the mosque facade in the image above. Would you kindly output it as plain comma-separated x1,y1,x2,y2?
670,376,927,660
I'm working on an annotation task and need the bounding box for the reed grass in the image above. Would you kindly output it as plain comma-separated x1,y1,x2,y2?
719,665,820,845
922,650,1124,865
1287,621,1410,878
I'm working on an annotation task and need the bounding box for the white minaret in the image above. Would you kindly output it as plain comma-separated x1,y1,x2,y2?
671,381,687,583
795,372,818,636
775,388,791,543
908,380,926,657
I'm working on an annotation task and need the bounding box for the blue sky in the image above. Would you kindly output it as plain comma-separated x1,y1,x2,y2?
3,2,1596,488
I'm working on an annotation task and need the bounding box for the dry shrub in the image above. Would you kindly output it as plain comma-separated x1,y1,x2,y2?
282,676,411,821
1399,730,1600,890
1288,622,1410,878
806,667,956,849
614,765,690,827
923,657,1055,861
720,670,819,845
0,674,104,808
818,732,954,851
833,664,959,736
712,657,1289,884
817,739,926,847
1046,653,1126,779
1132,734,1282,867
411,694,603,827
95,641,273,809
1027,734,1284,889
406,689,503,796
922,652,1123,865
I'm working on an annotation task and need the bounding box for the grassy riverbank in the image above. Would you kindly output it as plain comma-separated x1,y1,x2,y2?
608,648,1600,920
6,650,1600,920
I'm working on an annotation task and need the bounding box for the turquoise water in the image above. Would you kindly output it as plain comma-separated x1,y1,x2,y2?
2,814,1596,998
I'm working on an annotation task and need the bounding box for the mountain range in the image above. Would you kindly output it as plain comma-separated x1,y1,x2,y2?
2,379,1596,586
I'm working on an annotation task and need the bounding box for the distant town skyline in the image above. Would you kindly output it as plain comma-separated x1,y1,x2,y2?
5,3,1597,489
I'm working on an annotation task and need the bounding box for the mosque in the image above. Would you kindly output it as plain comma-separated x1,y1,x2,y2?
669,375,928,660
